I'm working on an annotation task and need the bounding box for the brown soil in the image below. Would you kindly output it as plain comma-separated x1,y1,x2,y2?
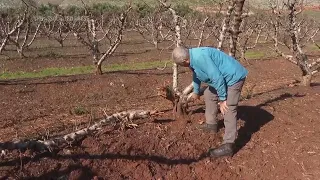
1,33,320,179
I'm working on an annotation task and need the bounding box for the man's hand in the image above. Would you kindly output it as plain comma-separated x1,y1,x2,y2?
190,93,200,102
219,100,229,115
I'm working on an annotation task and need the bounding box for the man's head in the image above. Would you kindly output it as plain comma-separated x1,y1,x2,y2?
172,46,190,67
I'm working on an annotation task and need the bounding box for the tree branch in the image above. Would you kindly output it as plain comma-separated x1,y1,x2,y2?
0,110,157,152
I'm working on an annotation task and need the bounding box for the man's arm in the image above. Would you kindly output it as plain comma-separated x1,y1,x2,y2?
192,71,201,94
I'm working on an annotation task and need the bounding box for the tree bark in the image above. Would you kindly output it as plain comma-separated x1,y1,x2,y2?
217,1,235,50
158,0,182,93
96,63,102,75
229,0,246,57
302,74,312,86
269,0,317,87
0,110,156,152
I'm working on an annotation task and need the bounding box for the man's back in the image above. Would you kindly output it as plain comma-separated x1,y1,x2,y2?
189,47,248,87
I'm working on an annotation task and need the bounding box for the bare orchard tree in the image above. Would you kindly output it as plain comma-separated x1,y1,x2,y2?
158,0,193,118
132,5,172,49
157,0,251,119
268,0,320,86
192,16,210,47
186,10,223,48
0,8,29,55
8,14,42,57
40,15,71,47
63,5,132,75
157,0,214,119
215,0,248,58
158,0,183,92
237,14,267,63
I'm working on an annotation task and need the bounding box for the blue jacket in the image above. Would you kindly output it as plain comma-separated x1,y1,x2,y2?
189,47,248,101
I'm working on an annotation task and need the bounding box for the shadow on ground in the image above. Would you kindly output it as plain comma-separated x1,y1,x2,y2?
190,92,307,154
234,92,305,153
234,105,274,153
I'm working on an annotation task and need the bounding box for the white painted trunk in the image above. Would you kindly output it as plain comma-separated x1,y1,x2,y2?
172,63,179,92
0,110,156,152
96,7,131,74
0,37,8,53
197,17,209,47
91,19,99,64
217,3,234,50
27,22,41,47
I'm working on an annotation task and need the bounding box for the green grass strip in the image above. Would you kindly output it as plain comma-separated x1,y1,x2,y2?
0,60,171,80
244,50,266,59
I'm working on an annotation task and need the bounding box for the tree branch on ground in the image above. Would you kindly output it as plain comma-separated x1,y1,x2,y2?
0,110,158,153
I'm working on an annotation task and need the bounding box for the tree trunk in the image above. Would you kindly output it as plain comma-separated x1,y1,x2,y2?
18,47,25,58
217,2,235,50
154,41,158,49
302,74,312,86
59,40,64,47
172,63,179,92
0,37,8,53
230,0,246,57
172,12,181,93
96,63,102,75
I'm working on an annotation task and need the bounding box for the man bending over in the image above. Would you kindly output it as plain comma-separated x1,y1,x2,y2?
172,46,248,157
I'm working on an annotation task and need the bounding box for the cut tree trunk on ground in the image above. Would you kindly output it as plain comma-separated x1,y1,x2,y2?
302,74,312,86
0,110,157,153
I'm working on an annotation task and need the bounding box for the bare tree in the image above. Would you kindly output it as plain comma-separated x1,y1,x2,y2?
213,0,249,58
195,16,210,47
41,15,70,47
186,13,220,47
8,15,41,57
268,0,320,86
158,0,191,118
237,15,266,63
0,8,28,55
158,0,184,96
63,2,132,75
157,0,217,119
0,2,42,58
132,5,172,49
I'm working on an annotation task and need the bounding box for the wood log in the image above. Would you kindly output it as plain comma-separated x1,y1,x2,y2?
0,110,156,153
